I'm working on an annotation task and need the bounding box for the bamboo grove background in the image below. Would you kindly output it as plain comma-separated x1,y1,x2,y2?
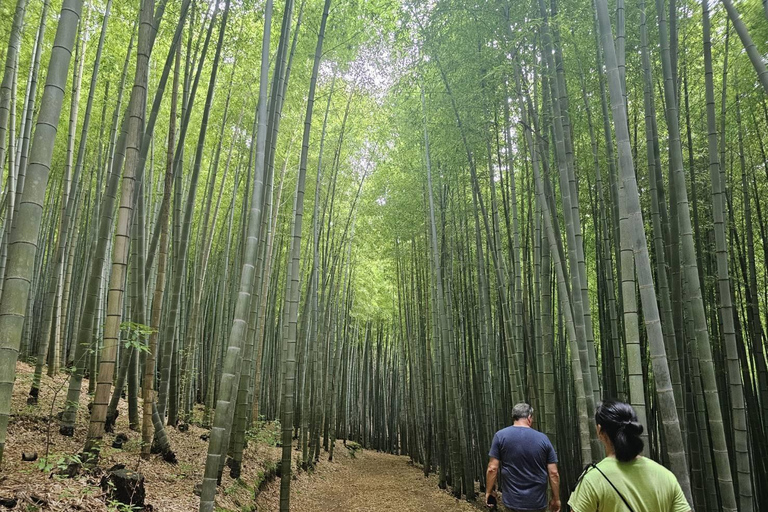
0,0,766,509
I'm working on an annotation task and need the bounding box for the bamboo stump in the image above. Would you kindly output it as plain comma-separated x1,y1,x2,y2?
102,468,145,508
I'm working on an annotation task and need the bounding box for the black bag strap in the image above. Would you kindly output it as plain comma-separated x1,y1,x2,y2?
590,463,635,512
569,463,635,512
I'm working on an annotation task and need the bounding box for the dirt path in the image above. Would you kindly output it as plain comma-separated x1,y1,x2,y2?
256,444,479,512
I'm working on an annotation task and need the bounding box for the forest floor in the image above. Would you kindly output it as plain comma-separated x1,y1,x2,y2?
255,446,479,512
0,362,280,511
1,362,478,512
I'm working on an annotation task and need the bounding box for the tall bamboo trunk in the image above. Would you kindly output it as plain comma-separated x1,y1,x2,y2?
59,28,136,436
703,2,752,509
594,0,693,502
654,0,735,505
199,1,272,510
84,0,159,459
279,0,331,505
0,0,85,465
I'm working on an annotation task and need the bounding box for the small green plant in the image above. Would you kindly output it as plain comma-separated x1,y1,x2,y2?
58,488,76,500
245,419,281,447
106,500,140,512
35,456,54,473
59,453,80,469
34,452,80,473
81,485,97,497
176,461,194,477
223,478,251,497
346,441,361,459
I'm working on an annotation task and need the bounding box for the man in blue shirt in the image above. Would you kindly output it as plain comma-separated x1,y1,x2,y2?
486,403,560,512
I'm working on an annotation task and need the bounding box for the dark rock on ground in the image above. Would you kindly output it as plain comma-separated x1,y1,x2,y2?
162,449,178,464
0,496,17,508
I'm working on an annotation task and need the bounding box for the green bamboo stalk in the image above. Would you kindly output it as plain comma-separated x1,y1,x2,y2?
0,0,85,465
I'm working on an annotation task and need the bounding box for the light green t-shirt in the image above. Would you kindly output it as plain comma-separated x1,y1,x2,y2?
568,457,690,512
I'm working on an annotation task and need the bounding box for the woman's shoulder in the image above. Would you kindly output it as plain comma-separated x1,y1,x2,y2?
595,456,671,475
596,455,668,468
581,459,617,484
635,456,675,473
599,456,679,483
637,456,681,484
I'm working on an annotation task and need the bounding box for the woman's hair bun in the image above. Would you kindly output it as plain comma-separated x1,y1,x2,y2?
622,420,643,437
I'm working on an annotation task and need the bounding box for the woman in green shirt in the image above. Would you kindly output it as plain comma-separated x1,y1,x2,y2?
568,401,690,512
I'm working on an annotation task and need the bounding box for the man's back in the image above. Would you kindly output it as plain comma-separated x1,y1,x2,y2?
489,426,557,510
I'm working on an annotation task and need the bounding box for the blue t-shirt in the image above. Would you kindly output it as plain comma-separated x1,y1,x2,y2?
489,426,558,510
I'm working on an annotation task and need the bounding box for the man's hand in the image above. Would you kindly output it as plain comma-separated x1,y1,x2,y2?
549,497,561,512
485,490,497,509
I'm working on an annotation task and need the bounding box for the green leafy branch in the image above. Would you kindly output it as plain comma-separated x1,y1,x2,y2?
119,321,156,354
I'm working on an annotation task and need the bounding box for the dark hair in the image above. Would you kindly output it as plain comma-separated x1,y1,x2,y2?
595,400,644,462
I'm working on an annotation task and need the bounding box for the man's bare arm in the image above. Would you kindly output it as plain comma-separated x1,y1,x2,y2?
486,457,500,501
548,463,561,512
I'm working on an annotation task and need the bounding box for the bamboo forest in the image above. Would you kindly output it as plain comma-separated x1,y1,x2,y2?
0,0,766,508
